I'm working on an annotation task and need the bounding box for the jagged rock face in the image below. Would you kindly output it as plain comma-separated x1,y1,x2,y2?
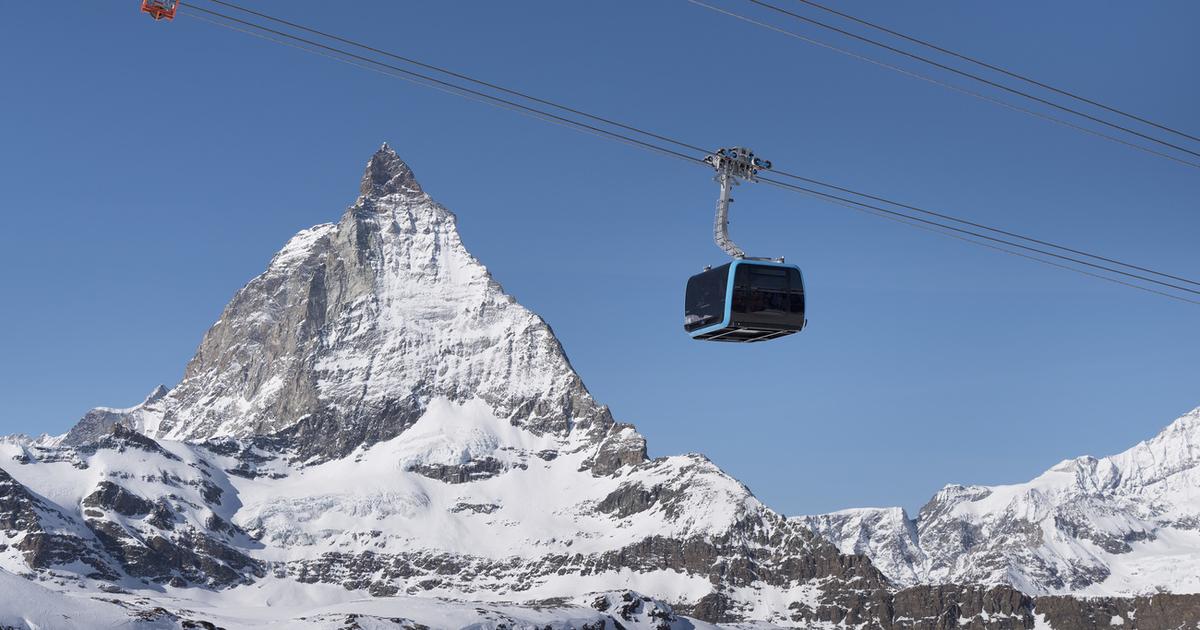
799,407,1200,597
1036,593,1200,630
0,466,118,581
2,426,261,590
887,584,1034,629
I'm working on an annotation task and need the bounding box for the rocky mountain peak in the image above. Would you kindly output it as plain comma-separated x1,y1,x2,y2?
359,142,422,200
65,144,628,466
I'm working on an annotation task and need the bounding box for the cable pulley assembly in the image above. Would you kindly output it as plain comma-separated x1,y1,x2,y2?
704,147,772,260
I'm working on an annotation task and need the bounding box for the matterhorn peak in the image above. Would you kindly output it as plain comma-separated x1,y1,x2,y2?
359,141,422,200
65,145,630,466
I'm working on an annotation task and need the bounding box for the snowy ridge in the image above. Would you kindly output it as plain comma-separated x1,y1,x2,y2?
798,406,1200,596
0,397,837,623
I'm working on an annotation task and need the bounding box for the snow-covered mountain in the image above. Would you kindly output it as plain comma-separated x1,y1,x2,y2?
795,507,926,588
62,145,620,467
800,407,1200,597
3,144,1198,628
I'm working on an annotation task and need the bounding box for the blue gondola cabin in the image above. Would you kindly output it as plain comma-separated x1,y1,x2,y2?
685,260,806,342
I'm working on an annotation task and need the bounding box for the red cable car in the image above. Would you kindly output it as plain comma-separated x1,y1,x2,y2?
141,0,179,21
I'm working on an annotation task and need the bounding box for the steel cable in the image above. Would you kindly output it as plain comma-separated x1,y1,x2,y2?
174,2,1200,306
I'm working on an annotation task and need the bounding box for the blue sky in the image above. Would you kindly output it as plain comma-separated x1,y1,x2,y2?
1,1,1196,515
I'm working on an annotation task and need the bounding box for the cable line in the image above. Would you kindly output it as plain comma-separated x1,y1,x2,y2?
761,176,1200,306
196,0,712,158
187,0,1200,289
740,0,1200,160
174,2,1200,305
183,4,705,167
765,169,1200,288
685,0,1200,170
791,0,1200,145
756,175,1200,298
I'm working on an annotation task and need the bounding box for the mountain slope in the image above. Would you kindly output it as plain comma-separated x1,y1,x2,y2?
800,407,1200,596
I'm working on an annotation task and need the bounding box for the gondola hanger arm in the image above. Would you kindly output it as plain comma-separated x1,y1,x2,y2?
704,147,772,260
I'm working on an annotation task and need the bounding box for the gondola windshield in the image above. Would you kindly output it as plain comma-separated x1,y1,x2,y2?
684,265,730,332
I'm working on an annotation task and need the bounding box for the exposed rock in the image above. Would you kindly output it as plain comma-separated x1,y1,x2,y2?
596,482,665,519
77,424,180,462
0,467,42,532
448,502,499,514
82,481,155,517
405,457,514,484
1,467,117,580
87,516,262,587
889,584,1034,629
359,141,422,198
1036,593,1200,630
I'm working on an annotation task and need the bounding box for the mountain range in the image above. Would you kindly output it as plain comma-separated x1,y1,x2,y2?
1,145,1197,629
800,407,1200,596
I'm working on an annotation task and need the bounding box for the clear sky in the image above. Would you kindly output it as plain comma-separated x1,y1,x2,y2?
1,1,1197,516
